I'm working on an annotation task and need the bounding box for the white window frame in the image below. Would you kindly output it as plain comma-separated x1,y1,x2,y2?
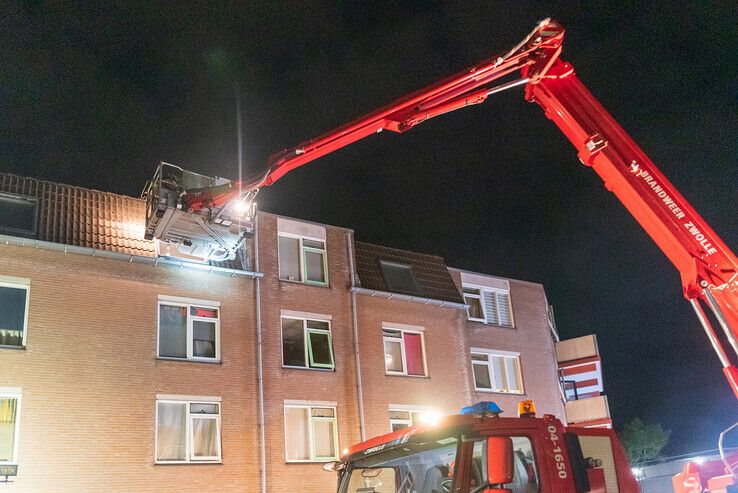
277,232,329,286
154,396,222,464
0,277,30,349
388,404,430,433
0,388,22,465
462,284,514,327
280,316,335,371
462,287,485,323
382,327,428,377
471,348,524,394
157,295,221,362
283,402,339,463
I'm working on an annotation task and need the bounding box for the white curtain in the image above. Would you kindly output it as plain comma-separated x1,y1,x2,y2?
159,306,187,358
192,418,219,458
0,398,17,461
305,250,326,282
285,407,309,460
492,356,507,391
312,420,335,458
157,403,186,460
505,357,521,391
278,236,301,281
384,339,403,372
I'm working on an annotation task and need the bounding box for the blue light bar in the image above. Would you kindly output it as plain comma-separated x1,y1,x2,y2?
460,401,503,416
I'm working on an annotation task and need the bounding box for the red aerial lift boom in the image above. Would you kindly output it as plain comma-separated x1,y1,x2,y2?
143,17,738,491
166,18,738,397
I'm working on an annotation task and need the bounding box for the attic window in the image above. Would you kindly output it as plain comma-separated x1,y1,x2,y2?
379,261,421,296
0,194,38,237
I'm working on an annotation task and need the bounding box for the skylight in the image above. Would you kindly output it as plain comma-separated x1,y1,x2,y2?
0,193,38,237
379,260,422,296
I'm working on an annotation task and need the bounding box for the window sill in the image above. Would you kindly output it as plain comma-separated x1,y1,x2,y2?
474,388,525,395
286,459,338,464
156,357,222,365
279,278,330,289
282,365,335,372
467,321,516,329
154,460,222,465
0,345,26,351
385,372,429,379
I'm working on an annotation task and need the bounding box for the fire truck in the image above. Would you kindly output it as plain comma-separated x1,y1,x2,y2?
324,400,639,493
142,19,738,492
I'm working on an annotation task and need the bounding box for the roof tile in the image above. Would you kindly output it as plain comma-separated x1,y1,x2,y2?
354,241,463,304
0,173,245,271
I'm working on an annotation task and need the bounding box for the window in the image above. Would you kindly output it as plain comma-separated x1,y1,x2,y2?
472,350,524,394
284,404,338,462
463,285,513,327
464,436,539,491
281,317,334,370
389,409,424,432
379,261,422,296
0,194,38,237
278,234,328,286
383,328,426,376
158,296,220,361
338,435,458,493
155,397,221,463
0,279,30,348
0,390,21,465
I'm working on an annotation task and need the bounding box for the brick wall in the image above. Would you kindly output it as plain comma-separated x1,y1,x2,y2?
256,213,360,493
0,208,566,493
0,244,259,492
448,270,566,420
354,295,472,439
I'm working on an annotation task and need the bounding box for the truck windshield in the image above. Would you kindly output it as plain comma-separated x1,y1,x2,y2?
338,435,540,493
339,436,458,493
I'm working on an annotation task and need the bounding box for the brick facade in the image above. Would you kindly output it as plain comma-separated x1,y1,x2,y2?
0,244,259,492
0,175,566,492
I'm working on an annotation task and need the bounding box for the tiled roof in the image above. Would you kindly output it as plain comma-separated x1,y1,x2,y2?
354,241,463,303
0,173,245,271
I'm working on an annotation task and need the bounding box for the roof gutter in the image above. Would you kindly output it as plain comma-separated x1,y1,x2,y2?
350,286,467,310
0,234,262,278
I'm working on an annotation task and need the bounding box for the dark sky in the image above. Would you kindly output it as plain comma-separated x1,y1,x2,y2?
2,2,736,454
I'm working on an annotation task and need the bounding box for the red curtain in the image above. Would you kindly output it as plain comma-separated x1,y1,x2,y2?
403,333,424,376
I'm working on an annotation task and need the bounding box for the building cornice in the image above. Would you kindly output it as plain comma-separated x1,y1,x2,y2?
0,234,261,278
350,286,467,310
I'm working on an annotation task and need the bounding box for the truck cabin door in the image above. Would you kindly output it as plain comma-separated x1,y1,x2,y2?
455,435,541,493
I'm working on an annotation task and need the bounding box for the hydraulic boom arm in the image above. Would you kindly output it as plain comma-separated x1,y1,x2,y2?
186,19,738,395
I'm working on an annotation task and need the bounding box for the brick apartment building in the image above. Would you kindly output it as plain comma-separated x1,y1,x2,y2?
0,173,574,492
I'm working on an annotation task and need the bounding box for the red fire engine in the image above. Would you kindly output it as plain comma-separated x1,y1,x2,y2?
142,19,738,492
325,401,638,493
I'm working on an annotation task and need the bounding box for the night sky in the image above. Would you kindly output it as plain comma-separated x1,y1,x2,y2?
2,2,736,454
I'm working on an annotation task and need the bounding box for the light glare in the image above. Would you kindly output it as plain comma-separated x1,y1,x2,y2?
418,411,442,427
232,199,248,216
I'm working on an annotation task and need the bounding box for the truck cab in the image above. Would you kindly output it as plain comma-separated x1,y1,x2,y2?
328,401,639,493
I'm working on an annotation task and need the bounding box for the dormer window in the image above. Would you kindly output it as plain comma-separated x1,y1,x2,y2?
379,261,421,296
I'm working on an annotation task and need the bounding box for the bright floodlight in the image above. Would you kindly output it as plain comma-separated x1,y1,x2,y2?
232,199,249,216
417,411,442,427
